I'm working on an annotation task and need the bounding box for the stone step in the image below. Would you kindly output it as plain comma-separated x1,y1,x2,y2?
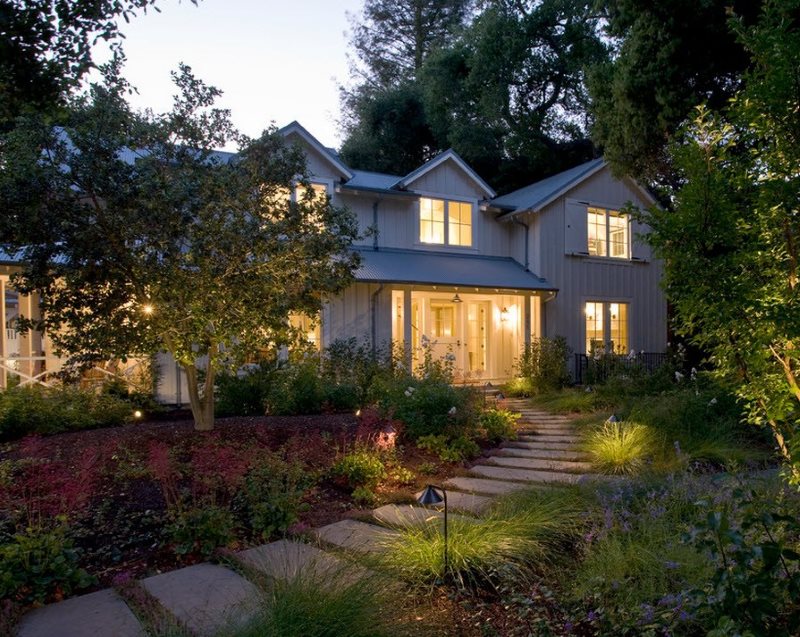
519,428,576,436
141,563,262,637
487,455,594,473
15,589,146,637
443,476,530,496
236,539,362,585
372,504,476,528
519,434,577,443
518,419,574,426
505,440,579,450
516,414,573,421
493,447,590,462
414,489,494,515
314,519,403,554
470,464,589,485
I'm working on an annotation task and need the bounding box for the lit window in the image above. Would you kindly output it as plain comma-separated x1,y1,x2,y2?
585,301,629,354
448,201,472,246
587,207,629,258
289,313,320,348
430,303,454,337
420,197,472,247
295,182,327,203
420,198,445,244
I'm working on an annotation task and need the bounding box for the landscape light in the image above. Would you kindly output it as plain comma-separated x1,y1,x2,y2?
417,485,449,577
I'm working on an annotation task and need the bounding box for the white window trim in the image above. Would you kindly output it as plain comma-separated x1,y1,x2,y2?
415,194,478,250
291,177,334,202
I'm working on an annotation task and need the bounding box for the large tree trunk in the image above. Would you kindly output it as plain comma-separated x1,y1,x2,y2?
183,362,215,431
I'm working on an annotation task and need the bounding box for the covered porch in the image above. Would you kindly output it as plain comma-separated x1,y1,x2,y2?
350,248,557,383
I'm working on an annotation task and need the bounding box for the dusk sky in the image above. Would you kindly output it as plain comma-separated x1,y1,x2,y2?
94,0,364,149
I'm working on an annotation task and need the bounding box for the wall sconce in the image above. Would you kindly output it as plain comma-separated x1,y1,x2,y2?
396,303,402,319
500,306,509,321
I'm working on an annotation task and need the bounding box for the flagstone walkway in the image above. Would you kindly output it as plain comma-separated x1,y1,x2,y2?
15,397,599,637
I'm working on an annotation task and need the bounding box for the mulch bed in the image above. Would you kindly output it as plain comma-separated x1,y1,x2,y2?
1,412,465,592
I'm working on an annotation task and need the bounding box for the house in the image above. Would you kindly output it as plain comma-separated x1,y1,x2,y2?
275,122,666,386
0,122,667,400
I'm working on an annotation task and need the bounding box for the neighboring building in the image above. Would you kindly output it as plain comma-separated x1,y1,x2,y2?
0,122,667,400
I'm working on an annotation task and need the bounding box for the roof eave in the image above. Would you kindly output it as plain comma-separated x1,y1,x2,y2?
278,121,354,181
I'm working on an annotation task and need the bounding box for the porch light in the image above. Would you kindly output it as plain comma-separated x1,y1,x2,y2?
417,485,449,576
452,293,463,303
500,307,509,321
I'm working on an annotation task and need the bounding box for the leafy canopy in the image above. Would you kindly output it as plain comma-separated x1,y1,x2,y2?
642,0,800,484
0,59,360,430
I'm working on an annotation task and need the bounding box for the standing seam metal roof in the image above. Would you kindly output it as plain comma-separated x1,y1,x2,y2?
353,247,556,292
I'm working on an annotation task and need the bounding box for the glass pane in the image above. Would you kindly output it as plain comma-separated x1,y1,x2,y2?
420,198,445,244
587,207,607,256
585,301,604,354
448,201,472,246
431,303,455,338
609,302,628,353
609,212,628,258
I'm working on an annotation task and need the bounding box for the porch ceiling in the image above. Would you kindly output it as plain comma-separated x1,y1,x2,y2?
353,247,556,292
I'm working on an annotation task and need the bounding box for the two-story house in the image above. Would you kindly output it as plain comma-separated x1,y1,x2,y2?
0,121,667,401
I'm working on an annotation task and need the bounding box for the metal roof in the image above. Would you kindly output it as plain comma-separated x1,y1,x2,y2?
353,247,556,292
345,170,404,191
492,158,606,213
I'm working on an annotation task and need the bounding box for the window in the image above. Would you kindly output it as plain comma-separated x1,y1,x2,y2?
584,301,629,354
587,207,629,258
419,197,472,247
289,313,320,348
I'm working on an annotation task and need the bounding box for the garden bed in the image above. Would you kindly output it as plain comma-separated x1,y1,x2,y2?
0,412,469,600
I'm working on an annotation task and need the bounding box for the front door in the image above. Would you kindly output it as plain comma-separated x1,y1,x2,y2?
428,300,460,364
465,301,489,376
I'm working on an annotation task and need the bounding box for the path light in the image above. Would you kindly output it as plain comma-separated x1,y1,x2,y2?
133,410,143,419
417,485,449,577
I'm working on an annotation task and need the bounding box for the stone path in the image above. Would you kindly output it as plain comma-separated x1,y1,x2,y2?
15,397,596,637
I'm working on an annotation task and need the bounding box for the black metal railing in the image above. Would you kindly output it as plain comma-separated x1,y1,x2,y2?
573,352,669,385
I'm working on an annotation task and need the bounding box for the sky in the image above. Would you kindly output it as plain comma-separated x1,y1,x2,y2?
94,0,364,150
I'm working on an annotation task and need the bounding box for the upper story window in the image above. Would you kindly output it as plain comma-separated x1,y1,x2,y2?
419,197,473,247
587,206,629,258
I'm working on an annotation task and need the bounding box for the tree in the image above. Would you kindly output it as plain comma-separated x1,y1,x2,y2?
0,0,177,126
340,0,607,193
589,0,763,185
641,0,800,484
0,61,360,431
345,0,473,91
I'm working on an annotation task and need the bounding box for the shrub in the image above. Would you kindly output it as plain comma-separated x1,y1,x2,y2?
584,421,656,475
382,378,479,441
0,385,134,440
478,408,519,444
166,505,236,558
215,364,275,417
416,434,480,463
330,448,386,492
323,383,360,412
682,487,800,636
235,457,311,541
514,337,571,395
0,525,94,604
322,338,392,407
265,357,325,415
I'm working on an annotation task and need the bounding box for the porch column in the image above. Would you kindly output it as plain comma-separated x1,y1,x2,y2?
0,279,6,389
18,293,33,380
403,288,412,370
524,294,532,347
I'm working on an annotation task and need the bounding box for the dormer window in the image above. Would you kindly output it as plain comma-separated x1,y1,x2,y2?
419,197,473,247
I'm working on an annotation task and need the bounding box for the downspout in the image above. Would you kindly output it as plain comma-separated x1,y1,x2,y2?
513,216,530,271
372,199,380,251
370,284,385,357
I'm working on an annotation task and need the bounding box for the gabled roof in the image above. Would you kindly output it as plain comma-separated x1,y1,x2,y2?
278,121,354,180
354,247,556,292
394,149,496,199
493,158,606,214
